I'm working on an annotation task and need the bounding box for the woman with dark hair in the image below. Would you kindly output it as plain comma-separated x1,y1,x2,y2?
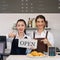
33,15,54,52
8,19,31,55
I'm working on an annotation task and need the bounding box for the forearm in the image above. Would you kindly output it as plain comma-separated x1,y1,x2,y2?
47,41,52,47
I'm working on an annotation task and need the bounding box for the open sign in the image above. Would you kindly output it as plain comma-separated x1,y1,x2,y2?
18,39,37,49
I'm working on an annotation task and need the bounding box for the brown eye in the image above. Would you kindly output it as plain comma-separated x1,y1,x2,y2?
41,21,44,23
21,24,24,26
17,24,20,27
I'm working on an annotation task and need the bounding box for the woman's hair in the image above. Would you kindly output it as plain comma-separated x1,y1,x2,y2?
16,19,26,26
35,15,48,27
16,19,26,34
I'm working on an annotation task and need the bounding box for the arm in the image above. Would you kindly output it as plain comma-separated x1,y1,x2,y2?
41,32,54,47
26,48,32,54
8,32,16,38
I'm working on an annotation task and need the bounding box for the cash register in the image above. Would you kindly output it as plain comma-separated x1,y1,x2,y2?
0,42,5,60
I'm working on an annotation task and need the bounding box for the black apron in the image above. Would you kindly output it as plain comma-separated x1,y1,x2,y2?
10,36,27,55
33,31,48,53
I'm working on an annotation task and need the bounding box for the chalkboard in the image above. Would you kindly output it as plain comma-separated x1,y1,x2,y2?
0,0,60,13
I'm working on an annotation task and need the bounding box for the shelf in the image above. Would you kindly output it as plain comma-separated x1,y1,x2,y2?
26,27,51,30
12,27,51,30
26,28,37,30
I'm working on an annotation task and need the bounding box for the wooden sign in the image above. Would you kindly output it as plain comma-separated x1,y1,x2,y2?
18,39,37,49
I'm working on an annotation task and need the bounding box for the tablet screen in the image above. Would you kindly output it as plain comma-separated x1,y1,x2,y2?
0,42,5,54
0,36,7,48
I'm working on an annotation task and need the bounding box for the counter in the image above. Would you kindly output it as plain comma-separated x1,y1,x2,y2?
6,55,60,60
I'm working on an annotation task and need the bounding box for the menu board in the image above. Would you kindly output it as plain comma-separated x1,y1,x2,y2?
0,0,60,13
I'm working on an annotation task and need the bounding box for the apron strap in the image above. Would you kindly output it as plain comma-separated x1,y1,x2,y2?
46,31,48,39
33,31,35,39
13,36,16,40
24,36,28,39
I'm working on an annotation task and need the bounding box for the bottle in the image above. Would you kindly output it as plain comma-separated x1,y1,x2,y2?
28,18,32,28
32,18,36,28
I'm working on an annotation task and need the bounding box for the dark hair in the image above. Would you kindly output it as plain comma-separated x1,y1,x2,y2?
16,19,26,26
35,15,48,27
16,19,26,34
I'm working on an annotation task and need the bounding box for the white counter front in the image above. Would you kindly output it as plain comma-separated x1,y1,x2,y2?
6,55,60,60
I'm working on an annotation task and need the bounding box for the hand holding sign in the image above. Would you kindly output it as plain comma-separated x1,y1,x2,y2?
18,39,37,49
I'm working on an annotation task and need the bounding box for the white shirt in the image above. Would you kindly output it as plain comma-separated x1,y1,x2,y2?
34,30,54,46
15,33,31,39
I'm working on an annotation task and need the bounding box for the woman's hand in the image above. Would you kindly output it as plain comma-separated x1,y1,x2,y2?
28,45,36,49
8,32,16,38
41,39,48,44
41,39,52,46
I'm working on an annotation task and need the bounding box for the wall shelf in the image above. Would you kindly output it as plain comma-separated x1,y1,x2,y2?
12,27,51,30
26,27,51,30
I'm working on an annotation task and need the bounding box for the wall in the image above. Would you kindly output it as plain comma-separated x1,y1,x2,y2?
0,13,60,49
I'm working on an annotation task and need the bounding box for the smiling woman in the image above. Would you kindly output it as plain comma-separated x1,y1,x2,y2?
8,19,32,55
16,19,26,36
32,15,54,53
